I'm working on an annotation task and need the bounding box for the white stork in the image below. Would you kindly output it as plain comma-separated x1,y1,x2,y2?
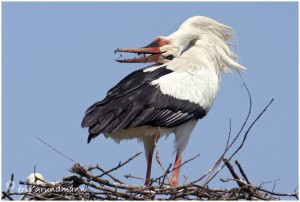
81,16,246,186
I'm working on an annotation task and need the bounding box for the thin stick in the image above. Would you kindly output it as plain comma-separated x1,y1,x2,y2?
88,164,123,184
223,159,244,187
124,174,146,181
203,98,274,186
36,137,76,164
1,192,13,201
160,164,172,187
96,151,142,178
256,187,299,200
235,160,250,184
1,173,14,200
228,98,274,161
191,84,253,185
154,131,170,185
151,153,201,185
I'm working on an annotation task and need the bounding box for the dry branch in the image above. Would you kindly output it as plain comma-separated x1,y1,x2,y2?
92,151,142,180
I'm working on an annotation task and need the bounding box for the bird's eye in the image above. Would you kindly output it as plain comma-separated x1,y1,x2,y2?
164,54,175,60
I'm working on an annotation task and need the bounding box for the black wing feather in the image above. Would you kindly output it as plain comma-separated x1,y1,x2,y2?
82,66,207,142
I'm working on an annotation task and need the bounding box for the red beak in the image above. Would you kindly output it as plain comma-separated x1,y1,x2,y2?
115,38,171,64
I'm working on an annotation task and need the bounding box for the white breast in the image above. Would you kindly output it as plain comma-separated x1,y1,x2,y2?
150,46,220,112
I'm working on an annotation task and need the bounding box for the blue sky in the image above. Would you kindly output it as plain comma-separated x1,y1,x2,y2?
3,2,298,199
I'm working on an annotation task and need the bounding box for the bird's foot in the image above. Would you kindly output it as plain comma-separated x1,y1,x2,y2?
169,178,178,186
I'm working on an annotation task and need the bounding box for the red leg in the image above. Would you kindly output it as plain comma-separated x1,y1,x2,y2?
170,154,182,186
143,131,159,186
145,149,154,186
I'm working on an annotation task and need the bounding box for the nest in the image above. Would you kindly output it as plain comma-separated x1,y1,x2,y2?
2,158,298,200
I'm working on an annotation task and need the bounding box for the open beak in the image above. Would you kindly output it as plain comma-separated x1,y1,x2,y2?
115,39,168,64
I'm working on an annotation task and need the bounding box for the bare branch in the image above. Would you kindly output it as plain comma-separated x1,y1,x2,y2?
154,131,171,185
223,159,244,187
228,98,274,161
94,151,142,179
87,164,123,183
1,173,14,200
202,86,274,186
235,160,250,184
151,153,201,185
36,137,77,164
257,187,299,200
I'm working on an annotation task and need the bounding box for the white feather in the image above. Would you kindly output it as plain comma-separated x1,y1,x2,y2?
104,119,198,156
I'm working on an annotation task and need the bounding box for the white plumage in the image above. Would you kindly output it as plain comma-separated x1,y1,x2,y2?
82,16,246,186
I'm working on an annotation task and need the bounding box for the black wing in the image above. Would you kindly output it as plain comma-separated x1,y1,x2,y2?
81,66,206,143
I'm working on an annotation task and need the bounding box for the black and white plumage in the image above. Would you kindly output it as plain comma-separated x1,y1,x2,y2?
83,66,206,138
82,16,246,186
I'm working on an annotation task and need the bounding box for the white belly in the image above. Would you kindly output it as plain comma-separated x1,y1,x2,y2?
104,119,198,154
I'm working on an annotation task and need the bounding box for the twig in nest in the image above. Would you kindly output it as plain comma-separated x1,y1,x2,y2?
87,164,123,183
256,187,299,200
190,84,253,185
93,151,142,180
202,85,274,186
154,131,170,185
223,159,245,187
199,84,253,185
151,153,200,185
124,174,146,181
2,173,14,200
160,164,172,187
36,136,77,164
235,160,250,184
229,98,274,161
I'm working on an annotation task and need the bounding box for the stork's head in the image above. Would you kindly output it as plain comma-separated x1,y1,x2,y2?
115,36,173,64
115,16,246,72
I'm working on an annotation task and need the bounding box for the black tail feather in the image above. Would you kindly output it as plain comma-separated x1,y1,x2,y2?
87,134,96,143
